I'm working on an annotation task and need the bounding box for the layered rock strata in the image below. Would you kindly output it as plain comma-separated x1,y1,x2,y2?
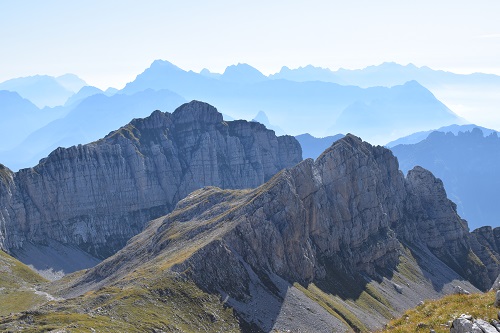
58,135,496,332
0,101,301,259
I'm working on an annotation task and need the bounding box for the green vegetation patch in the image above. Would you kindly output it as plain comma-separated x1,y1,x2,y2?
380,291,497,333
0,272,241,332
0,250,48,317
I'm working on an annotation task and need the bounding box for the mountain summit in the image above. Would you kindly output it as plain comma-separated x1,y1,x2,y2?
35,134,499,333
0,101,301,276
220,63,268,83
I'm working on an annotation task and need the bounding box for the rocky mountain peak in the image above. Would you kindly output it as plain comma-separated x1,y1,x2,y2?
0,101,301,275
54,133,498,332
172,100,223,125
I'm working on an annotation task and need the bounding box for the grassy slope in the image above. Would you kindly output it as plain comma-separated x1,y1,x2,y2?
0,267,241,332
0,250,48,316
380,291,497,333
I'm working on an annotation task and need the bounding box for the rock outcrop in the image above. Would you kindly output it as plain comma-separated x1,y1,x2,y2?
0,101,301,261
450,314,500,333
470,226,500,284
55,135,496,332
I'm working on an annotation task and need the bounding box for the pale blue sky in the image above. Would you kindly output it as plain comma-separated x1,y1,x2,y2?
1,0,499,89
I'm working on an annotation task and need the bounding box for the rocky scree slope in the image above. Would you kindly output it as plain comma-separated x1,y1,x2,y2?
0,101,301,263
47,135,499,333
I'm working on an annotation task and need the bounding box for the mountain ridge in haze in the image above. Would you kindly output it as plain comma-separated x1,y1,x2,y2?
119,60,464,143
0,74,87,108
391,127,500,229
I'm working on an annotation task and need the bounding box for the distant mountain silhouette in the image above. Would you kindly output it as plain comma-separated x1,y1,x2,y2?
64,86,103,106
270,62,500,130
104,87,119,96
0,74,87,107
120,60,460,143
391,128,500,229
329,81,465,144
0,91,66,152
295,133,344,159
199,68,221,79
251,111,285,135
0,89,186,170
271,62,500,87
55,74,88,93
386,124,497,147
270,65,345,84
220,63,267,84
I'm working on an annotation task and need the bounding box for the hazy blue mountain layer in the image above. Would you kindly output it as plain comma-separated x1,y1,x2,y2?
386,124,497,147
295,133,344,159
271,62,500,87
391,128,500,229
0,89,186,171
251,110,285,136
0,74,87,108
120,60,463,142
270,62,500,130
0,91,67,152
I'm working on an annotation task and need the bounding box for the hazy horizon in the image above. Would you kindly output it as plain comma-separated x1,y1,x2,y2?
1,0,499,89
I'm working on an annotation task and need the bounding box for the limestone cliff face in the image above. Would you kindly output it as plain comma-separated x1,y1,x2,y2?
470,226,500,283
400,166,490,288
0,101,302,258
172,135,490,291
59,134,495,332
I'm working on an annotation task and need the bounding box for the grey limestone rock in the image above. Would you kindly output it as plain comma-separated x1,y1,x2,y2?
0,101,302,261
55,134,496,332
492,274,500,291
475,319,500,333
470,226,500,286
450,315,483,333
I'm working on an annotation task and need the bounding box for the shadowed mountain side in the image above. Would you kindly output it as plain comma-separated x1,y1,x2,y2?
391,128,500,230
48,135,495,332
0,101,302,273
0,89,186,171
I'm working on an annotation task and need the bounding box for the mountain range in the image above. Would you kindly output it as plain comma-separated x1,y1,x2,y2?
0,89,186,171
118,60,464,142
1,126,499,332
0,60,470,171
270,62,500,129
391,127,500,230
0,74,87,108
0,101,301,278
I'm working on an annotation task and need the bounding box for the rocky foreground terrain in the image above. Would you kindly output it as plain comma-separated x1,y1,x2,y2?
1,134,499,332
0,101,301,276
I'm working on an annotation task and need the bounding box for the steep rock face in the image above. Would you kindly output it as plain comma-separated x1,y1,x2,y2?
172,136,489,291
399,166,489,288
0,101,301,259
470,226,500,283
57,135,495,332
